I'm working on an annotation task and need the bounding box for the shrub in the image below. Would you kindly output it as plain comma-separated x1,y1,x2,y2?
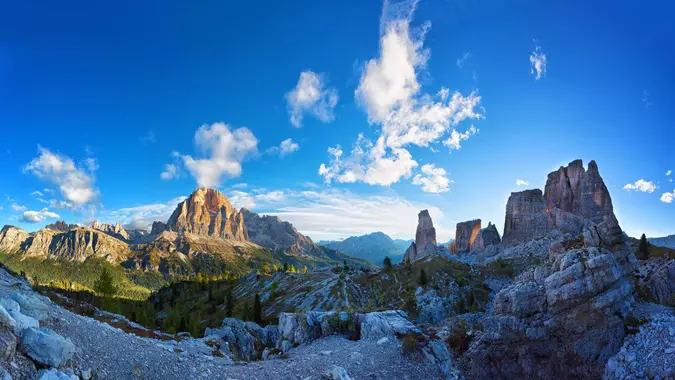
446,320,472,355
401,332,421,356
383,256,393,271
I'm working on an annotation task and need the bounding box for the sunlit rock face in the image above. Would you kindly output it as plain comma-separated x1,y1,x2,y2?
165,188,248,241
455,219,482,253
403,210,438,262
503,160,618,247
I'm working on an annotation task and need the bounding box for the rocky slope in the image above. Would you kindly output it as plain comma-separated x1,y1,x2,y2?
318,232,411,265
164,188,248,241
241,208,325,257
403,210,438,262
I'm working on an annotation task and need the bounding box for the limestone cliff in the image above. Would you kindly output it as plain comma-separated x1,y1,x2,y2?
240,209,324,257
403,210,438,262
0,226,30,253
471,222,501,251
502,189,549,246
455,219,481,253
44,221,78,233
165,188,248,241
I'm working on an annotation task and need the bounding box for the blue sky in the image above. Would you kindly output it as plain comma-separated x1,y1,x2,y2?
1,0,673,241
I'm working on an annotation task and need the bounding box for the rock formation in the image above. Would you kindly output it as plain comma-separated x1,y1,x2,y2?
165,188,248,241
240,208,323,257
471,222,501,251
0,226,30,253
91,220,130,241
44,221,78,233
150,221,166,235
503,160,618,247
455,219,481,253
403,210,438,262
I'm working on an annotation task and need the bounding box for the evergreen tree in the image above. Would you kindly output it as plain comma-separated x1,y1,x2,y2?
94,268,117,297
290,265,297,273
303,266,308,274
383,256,393,271
283,263,289,272
225,289,234,317
403,288,418,317
418,269,428,286
404,257,412,273
638,233,650,260
188,312,201,337
343,260,349,272
253,293,262,325
241,300,251,321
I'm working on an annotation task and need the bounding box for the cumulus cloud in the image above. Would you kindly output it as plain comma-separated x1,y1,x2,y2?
228,189,286,209
412,164,451,193
516,179,529,186
623,179,657,193
529,44,547,80
286,71,339,128
267,138,300,157
106,196,187,231
661,190,674,204
24,146,99,206
22,208,60,223
444,125,478,150
164,123,258,188
320,0,483,188
160,163,179,181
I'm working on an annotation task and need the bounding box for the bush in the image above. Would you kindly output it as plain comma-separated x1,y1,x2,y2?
446,320,472,355
383,256,393,271
401,332,421,356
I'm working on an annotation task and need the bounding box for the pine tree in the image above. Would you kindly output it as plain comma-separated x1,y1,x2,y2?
303,266,308,274
418,269,428,286
188,312,201,337
383,256,393,271
225,289,234,317
290,265,297,273
253,294,262,325
638,233,650,260
283,263,289,272
343,260,349,272
94,268,118,297
241,300,251,321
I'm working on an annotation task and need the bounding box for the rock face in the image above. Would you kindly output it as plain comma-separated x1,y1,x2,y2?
502,189,549,246
204,318,278,361
165,188,248,241
638,257,675,306
44,221,78,232
472,222,501,251
467,235,639,378
455,219,482,253
403,210,438,262
91,220,131,241
240,208,323,257
503,160,618,247
0,226,131,264
151,221,166,235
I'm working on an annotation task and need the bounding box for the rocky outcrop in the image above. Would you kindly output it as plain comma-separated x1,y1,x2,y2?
472,222,501,251
0,226,30,253
403,210,438,262
44,221,78,233
638,257,675,306
204,318,278,361
503,160,618,247
91,220,130,241
455,219,481,253
20,327,76,368
165,188,248,241
503,189,549,246
466,236,639,378
151,221,166,235
240,208,324,257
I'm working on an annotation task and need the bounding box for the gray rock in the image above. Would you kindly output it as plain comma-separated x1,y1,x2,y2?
502,189,549,246
472,222,501,251
20,327,76,368
360,310,419,340
403,210,438,261
0,305,16,332
36,369,78,380
0,298,20,313
9,291,49,321
280,340,292,354
328,366,353,380
0,368,10,380
455,219,481,253
8,310,38,335
0,327,17,361
204,318,276,361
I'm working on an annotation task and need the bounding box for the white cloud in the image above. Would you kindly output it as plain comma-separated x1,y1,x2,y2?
623,179,657,193
661,190,674,204
529,45,547,80
10,204,26,212
286,71,339,128
228,190,286,209
106,196,187,231
267,138,300,157
166,123,259,188
43,188,55,194
516,179,529,186
31,190,44,197
320,1,483,187
667,170,672,176
21,208,60,223
443,125,478,150
231,183,248,189
160,164,179,181
456,52,472,68
24,146,99,206
412,164,451,193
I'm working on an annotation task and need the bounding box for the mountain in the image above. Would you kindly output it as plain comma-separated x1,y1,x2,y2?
45,220,79,232
240,208,325,257
90,220,148,244
318,232,412,265
649,234,675,249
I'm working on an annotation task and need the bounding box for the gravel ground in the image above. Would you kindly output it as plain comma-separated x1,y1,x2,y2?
0,269,443,380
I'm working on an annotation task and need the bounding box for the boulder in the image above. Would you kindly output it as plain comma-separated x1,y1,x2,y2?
9,291,49,321
455,219,481,253
0,305,16,332
278,311,348,346
37,369,79,380
0,368,10,380
8,310,39,335
0,298,20,313
403,210,438,261
20,327,76,368
328,366,353,380
0,327,17,361
204,318,277,361
359,310,420,340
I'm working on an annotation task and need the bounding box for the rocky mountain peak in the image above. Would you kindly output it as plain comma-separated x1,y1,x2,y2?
90,220,130,242
403,209,438,262
165,188,248,241
240,208,323,257
44,221,78,232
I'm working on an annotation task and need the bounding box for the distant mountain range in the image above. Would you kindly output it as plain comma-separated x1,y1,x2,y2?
318,232,413,265
649,234,675,249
